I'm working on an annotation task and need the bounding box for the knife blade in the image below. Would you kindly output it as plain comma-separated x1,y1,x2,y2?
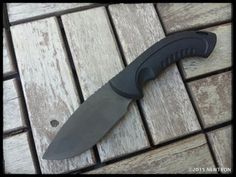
43,31,216,160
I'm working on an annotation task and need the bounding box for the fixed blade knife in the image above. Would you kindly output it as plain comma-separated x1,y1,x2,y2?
43,31,217,160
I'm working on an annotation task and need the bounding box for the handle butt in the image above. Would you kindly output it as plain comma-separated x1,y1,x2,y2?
110,31,217,99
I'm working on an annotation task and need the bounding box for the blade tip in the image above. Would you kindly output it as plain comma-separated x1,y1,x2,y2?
42,152,50,160
42,149,57,160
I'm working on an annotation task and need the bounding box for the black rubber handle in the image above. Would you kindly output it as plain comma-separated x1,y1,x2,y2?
109,31,217,99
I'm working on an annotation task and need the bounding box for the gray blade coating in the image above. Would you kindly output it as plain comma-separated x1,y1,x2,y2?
43,83,132,160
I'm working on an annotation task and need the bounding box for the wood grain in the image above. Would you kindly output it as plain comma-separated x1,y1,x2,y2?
7,3,92,23
109,3,201,145
3,28,16,76
4,132,36,174
62,7,149,162
208,126,232,173
10,17,95,174
180,23,232,79
3,79,26,133
157,3,232,33
87,134,216,174
188,71,232,127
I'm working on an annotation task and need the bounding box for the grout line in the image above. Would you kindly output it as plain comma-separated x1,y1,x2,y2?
176,62,221,174
56,16,102,165
184,67,232,83
9,3,109,26
3,3,42,174
105,4,155,148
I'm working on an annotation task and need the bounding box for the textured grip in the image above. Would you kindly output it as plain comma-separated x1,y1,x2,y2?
110,31,217,99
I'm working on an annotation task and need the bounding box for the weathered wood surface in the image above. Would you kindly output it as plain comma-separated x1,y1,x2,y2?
208,126,232,173
180,23,232,79
109,3,200,145
62,7,149,162
87,134,216,174
7,3,92,23
3,28,16,76
10,17,95,174
3,79,26,132
188,71,232,127
157,3,232,34
3,132,36,174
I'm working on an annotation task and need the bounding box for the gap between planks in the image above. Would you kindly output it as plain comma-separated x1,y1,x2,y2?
3,72,19,81
3,127,28,139
8,3,109,26
154,3,232,35
166,20,231,36
184,67,232,83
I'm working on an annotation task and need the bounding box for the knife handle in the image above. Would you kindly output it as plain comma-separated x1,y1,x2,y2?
110,31,217,99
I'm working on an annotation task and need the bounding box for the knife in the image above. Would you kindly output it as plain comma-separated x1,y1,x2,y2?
43,31,216,160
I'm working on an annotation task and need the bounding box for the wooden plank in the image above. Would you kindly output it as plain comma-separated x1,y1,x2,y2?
3,132,36,174
109,3,201,145
188,71,232,128
180,23,232,79
61,7,149,162
3,28,16,76
87,134,216,174
7,3,92,23
157,3,232,34
3,79,26,132
10,17,95,174
208,126,232,173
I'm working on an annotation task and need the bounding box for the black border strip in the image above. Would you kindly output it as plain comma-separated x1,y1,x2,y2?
2,2,233,174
